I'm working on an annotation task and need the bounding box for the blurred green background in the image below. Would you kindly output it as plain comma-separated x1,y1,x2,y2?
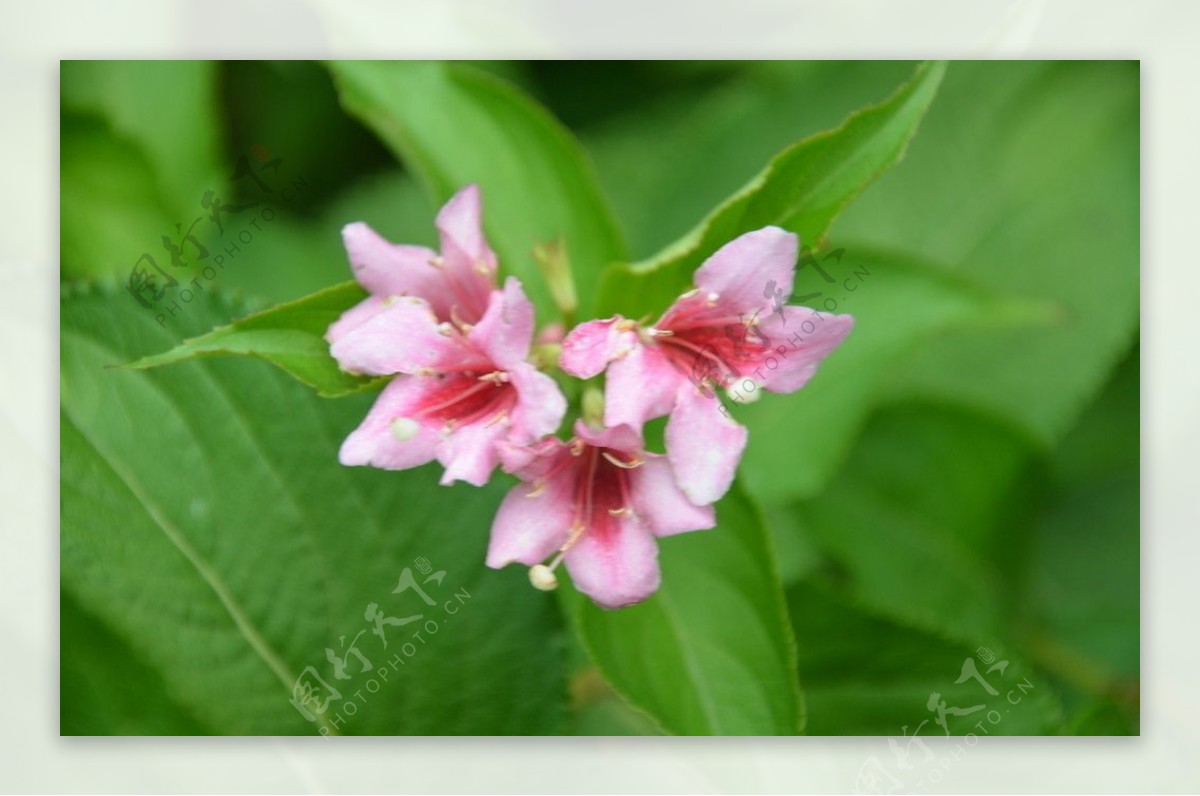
60,61,1138,736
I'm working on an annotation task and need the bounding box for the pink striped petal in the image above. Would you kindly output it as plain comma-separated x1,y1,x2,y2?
485,472,575,568
665,382,748,505
468,277,534,370
338,376,441,471
757,307,854,393
564,514,661,609
694,226,798,315
603,342,682,433
560,317,636,379
629,456,716,537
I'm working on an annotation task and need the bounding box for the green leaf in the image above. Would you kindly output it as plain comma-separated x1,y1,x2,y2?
837,61,1140,444
789,582,1061,735
594,61,946,319
565,484,801,735
327,60,628,319
736,248,1051,503
123,281,379,398
790,401,1041,643
62,60,224,216
61,285,567,734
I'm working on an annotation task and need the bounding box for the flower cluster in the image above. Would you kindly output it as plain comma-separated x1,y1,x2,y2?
327,186,854,608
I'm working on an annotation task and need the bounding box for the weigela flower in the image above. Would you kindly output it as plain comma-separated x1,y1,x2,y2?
328,184,497,346
560,226,854,506
486,421,715,609
330,276,565,486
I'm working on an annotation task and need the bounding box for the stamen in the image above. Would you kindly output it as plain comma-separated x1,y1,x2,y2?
569,439,586,456
384,295,401,307
601,451,643,469
528,564,558,591
646,327,674,337
478,370,510,384
473,261,492,275
525,480,547,498
483,411,509,428
427,256,444,269
706,291,720,306
437,322,455,337
615,318,639,332
450,305,473,332
608,507,631,516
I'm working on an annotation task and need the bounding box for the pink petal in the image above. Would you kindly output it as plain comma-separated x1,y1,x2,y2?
485,472,576,568
329,297,468,376
508,363,567,442
573,419,644,455
468,277,534,370
497,436,568,480
326,295,388,346
564,514,661,609
603,343,683,432
756,308,855,393
665,381,748,505
338,377,440,470
560,317,636,379
436,418,508,486
694,226,798,314
436,184,497,322
629,456,716,537
341,222,446,307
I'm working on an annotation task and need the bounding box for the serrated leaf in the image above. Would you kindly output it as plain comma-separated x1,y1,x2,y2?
565,484,801,735
327,60,627,319
61,286,566,734
594,61,946,319
123,281,378,398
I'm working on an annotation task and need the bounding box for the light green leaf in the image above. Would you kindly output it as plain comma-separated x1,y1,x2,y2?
124,281,378,398
838,61,1140,444
566,484,802,735
737,248,1052,503
62,285,566,734
594,61,946,319
328,60,628,319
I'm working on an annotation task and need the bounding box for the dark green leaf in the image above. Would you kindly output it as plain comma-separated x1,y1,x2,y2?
566,484,801,735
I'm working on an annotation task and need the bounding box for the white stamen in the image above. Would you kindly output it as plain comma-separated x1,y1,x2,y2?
390,417,420,441
728,379,763,404
528,564,558,591
428,256,445,268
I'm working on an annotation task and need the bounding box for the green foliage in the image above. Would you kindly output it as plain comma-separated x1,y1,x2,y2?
594,61,945,319
328,60,628,320
124,281,379,397
59,60,1139,736
565,485,801,735
62,286,566,734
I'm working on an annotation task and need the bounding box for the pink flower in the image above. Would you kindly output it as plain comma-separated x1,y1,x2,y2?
328,184,497,345
330,276,566,487
560,226,854,506
486,420,715,609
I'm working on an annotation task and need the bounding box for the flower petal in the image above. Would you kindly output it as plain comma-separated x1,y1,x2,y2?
564,514,661,609
509,363,567,442
342,221,446,303
497,436,568,480
694,226,798,314
756,307,855,393
338,377,440,470
573,419,644,455
436,417,508,486
629,455,716,537
665,381,748,505
326,294,388,346
329,297,466,376
468,276,534,370
436,184,497,322
485,473,575,568
603,342,683,432
560,317,636,379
